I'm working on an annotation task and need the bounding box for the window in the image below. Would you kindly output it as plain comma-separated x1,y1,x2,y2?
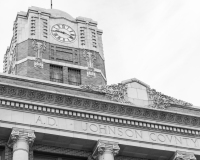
68,68,81,86
50,65,63,83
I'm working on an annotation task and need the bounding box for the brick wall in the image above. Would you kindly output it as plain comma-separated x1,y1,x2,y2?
81,70,106,86
63,66,68,84
27,39,50,60
27,60,50,81
16,61,27,76
93,52,106,77
16,40,28,61
15,39,106,86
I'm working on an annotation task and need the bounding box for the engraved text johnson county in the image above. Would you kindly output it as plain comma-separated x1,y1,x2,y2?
35,115,200,149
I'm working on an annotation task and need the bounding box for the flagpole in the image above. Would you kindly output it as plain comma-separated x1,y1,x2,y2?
51,0,52,9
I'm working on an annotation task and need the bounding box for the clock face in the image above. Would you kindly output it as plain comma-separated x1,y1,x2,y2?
51,24,76,43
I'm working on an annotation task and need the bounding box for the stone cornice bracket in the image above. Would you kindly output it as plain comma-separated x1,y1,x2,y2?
171,151,196,160
7,127,36,148
91,140,120,160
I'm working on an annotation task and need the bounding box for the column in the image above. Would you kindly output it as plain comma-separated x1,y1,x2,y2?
7,127,35,160
91,140,120,160
172,151,196,160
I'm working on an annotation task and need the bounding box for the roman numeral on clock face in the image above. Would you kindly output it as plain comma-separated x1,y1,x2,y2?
53,33,58,37
56,24,61,28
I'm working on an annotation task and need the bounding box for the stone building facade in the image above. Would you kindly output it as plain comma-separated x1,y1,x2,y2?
0,6,199,160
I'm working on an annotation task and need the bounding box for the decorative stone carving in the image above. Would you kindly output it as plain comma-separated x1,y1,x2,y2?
80,83,130,104
2,84,200,129
92,140,120,160
7,127,35,148
147,88,192,109
83,50,96,77
32,40,46,68
172,151,196,160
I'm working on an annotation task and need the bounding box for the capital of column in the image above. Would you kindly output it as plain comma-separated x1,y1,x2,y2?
7,127,36,148
92,140,120,160
172,151,196,160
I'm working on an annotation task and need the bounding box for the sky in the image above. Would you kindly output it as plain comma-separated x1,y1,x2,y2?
0,0,200,106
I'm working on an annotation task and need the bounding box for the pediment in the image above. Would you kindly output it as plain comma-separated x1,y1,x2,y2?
81,78,192,110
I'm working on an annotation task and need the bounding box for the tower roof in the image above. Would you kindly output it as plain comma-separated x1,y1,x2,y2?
47,8,75,21
28,6,75,21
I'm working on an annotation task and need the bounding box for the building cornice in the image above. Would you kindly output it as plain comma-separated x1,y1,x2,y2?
1,94,200,138
0,74,200,131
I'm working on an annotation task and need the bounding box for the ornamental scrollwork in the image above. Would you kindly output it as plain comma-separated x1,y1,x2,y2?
80,83,131,104
92,140,120,159
173,151,196,160
147,88,192,109
7,128,35,148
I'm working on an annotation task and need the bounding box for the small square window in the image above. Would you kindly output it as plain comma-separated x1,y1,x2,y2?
50,65,63,83
68,68,81,86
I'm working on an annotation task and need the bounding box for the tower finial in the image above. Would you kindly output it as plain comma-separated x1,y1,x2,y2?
51,0,52,9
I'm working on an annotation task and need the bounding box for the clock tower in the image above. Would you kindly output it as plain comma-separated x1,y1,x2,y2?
3,6,106,86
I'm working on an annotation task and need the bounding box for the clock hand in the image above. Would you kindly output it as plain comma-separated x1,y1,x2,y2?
60,31,70,36
62,32,74,39
54,30,73,39
54,30,63,34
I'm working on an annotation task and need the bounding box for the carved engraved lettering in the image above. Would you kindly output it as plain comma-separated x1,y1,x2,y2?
36,116,44,124
35,115,57,127
108,126,115,135
82,122,88,131
158,134,165,142
150,133,157,141
89,124,98,132
125,129,133,137
166,135,173,143
48,117,56,126
99,125,107,134
118,128,123,136
135,130,143,139
175,136,182,145
191,138,199,147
